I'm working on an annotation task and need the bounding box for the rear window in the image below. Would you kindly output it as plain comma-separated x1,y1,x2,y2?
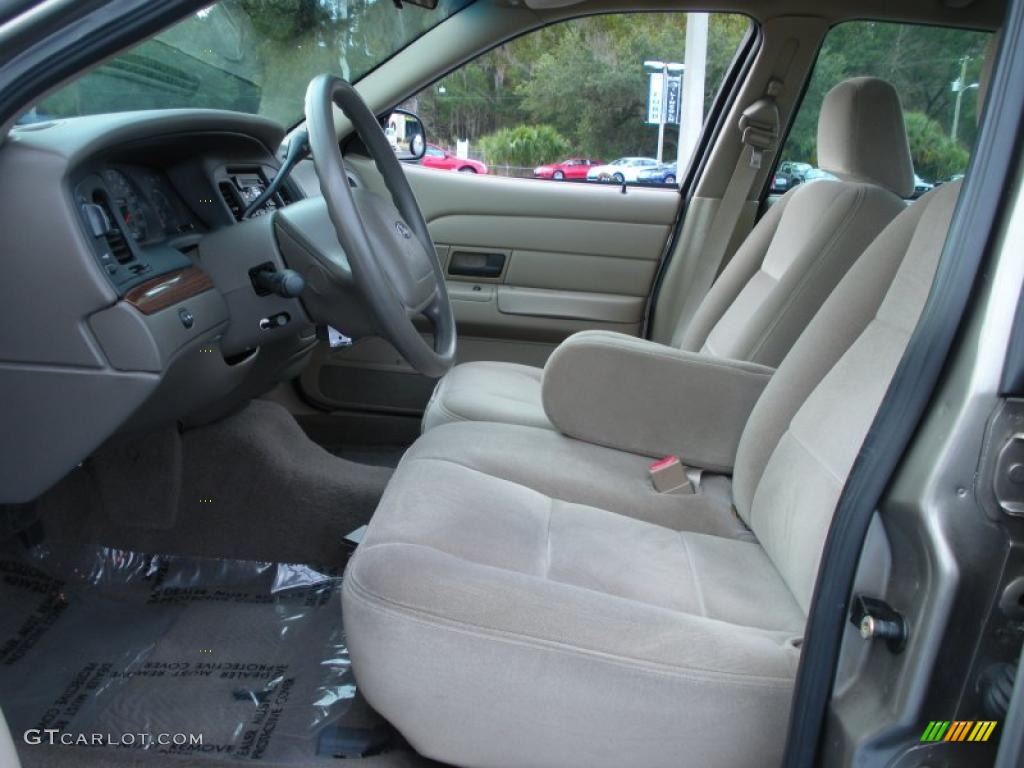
773,21,991,199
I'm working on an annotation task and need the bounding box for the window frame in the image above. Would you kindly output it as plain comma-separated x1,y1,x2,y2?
762,18,995,204
392,10,759,192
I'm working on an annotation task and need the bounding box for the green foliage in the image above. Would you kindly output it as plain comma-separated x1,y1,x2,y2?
517,16,690,158
478,124,570,167
903,111,970,181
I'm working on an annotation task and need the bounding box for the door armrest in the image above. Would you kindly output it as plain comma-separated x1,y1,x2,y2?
541,331,774,471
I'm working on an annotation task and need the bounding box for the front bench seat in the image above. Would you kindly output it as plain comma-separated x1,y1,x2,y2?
422,76,913,433
343,180,962,768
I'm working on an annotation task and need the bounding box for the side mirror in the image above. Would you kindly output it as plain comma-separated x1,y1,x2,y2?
383,109,426,161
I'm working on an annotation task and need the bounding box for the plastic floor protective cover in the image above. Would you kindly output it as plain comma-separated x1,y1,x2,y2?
0,542,368,763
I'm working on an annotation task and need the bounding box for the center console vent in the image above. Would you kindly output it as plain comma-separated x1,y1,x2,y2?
93,195,132,263
218,182,245,222
218,167,296,222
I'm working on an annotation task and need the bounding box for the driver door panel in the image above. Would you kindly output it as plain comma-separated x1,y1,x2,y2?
298,161,678,415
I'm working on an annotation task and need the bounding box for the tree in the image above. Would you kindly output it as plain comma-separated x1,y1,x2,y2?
478,125,570,168
903,111,969,181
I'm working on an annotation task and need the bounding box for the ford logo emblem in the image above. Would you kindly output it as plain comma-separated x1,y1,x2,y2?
394,221,412,240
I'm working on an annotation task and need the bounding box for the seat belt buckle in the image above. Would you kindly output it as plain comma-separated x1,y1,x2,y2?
648,456,694,495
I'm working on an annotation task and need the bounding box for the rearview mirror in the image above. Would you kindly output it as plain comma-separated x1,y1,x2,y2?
384,109,426,161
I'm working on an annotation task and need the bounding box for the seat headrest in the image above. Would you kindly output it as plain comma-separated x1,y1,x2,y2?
817,76,914,198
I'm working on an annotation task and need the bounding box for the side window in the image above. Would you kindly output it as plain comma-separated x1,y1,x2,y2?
773,21,991,199
405,13,751,188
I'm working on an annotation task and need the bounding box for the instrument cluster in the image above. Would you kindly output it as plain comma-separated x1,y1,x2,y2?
99,166,197,244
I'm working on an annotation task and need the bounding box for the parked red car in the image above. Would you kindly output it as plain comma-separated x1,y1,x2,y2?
421,144,488,174
533,157,602,180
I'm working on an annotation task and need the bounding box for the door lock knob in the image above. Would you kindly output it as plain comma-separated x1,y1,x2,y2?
850,595,908,653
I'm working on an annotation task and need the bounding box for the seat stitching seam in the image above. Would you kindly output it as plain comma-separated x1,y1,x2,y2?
433,397,470,424
401,455,642,510
544,497,555,579
355,539,801,634
786,427,844,485
704,268,778,357
679,533,708,618
450,390,544,408
344,573,796,688
748,185,872,361
565,339,775,377
682,188,791,351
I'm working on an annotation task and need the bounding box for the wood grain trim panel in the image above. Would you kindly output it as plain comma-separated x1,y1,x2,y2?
125,267,214,315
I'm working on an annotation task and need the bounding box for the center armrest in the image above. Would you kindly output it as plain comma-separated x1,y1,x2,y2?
541,331,774,471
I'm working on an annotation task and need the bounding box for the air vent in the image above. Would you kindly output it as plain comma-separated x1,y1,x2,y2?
93,196,132,263
106,228,132,263
219,182,245,222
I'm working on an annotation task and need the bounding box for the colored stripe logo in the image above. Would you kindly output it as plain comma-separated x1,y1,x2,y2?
921,721,997,742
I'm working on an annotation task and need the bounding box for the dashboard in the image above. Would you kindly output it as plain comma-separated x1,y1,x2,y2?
0,110,323,503
73,144,302,298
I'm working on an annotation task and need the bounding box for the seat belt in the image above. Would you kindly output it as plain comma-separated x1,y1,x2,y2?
670,80,782,347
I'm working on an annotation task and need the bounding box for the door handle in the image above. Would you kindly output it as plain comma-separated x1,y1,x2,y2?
448,250,507,278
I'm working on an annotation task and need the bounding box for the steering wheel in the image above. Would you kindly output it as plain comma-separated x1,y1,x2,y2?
303,73,456,378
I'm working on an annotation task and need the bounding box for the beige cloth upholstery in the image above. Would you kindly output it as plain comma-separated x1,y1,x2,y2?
423,77,910,434
343,181,962,768
542,330,773,471
736,182,961,612
678,175,908,362
345,434,802,768
386,420,749,536
816,76,915,197
421,360,547,432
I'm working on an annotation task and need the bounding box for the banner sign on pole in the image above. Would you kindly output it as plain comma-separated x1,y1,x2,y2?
647,74,682,125
647,73,664,124
664,76,681,124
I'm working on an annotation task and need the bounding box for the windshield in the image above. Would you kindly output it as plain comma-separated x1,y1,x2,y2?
23,0,472,127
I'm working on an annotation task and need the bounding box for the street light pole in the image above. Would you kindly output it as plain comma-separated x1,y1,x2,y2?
951,55,978,143
656,63,668,163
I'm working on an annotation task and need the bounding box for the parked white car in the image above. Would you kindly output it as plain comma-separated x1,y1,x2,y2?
586,156,660,183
